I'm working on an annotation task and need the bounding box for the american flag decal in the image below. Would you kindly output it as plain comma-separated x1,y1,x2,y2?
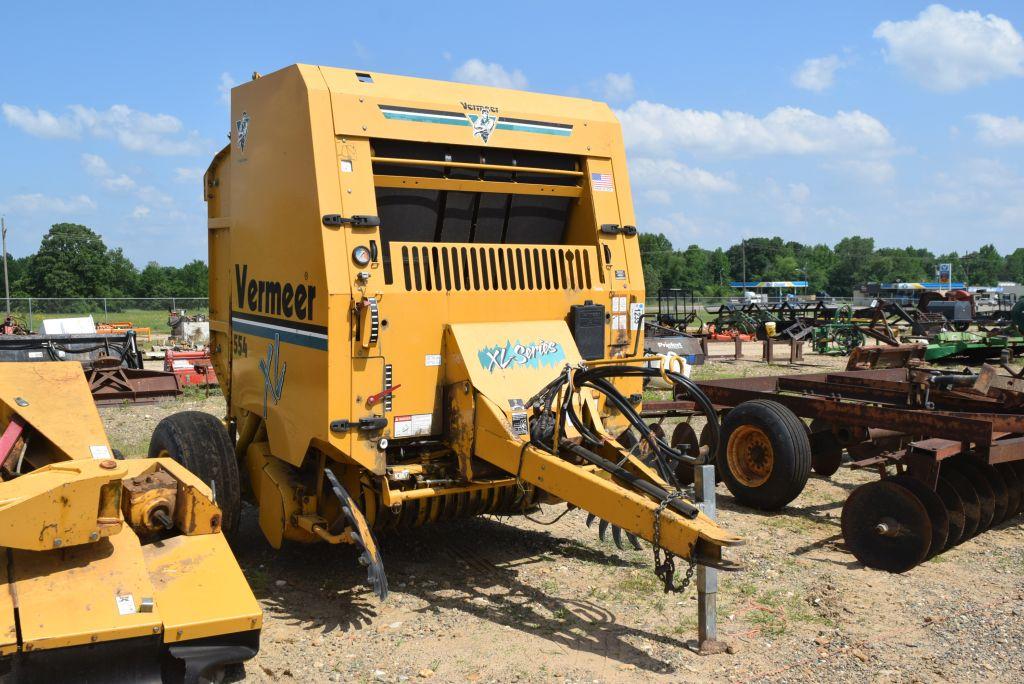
591,172,614,192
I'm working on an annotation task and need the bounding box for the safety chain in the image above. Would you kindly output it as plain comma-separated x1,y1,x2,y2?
651,490,697,594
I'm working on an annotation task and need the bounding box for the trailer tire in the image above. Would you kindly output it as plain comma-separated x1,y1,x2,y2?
718,400,811,510
149,411,241,537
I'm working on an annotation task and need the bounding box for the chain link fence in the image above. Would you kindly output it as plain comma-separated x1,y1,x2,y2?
2,297,209,333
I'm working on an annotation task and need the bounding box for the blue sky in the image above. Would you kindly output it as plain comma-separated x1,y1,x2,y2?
1,2,1022,265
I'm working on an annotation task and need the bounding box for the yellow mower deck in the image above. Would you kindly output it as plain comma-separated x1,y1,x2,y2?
0,363,260,682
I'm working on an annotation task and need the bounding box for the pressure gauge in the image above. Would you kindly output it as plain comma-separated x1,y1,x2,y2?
352,245,372,267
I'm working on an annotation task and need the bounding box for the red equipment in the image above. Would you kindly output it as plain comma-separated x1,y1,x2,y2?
164,348,218,386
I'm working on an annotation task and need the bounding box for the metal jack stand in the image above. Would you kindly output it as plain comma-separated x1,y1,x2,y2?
695,464,730,655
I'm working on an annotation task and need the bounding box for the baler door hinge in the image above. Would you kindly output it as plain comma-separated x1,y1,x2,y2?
330,416,388,433
323,214,381,228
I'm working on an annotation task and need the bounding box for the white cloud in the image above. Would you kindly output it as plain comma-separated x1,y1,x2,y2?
174,167,204,183
827,158,896,184
131,206,151,219
602,73,635,101
972,114,1024,146
353,41,371,62
616,101,893,156
103,174,136,191
788,182,811,203
453,59,528,89
643,189,672,205
81,153,112,177
219,72,236,105
874,5,1024,92
3,103,205,155
1,104,75,138
136,185,173,206
792,55,844,92
80,153,137,190
629,158,737,193
2,193,96,214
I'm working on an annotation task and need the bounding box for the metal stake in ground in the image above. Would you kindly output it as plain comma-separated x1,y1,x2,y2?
696,464,729,655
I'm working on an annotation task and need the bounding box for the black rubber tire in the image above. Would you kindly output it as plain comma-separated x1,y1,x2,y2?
148,411,241,537
718,400,812,510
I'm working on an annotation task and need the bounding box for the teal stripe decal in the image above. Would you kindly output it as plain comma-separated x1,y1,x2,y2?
232,318,328,351
496,121,571,137
381,110,571,136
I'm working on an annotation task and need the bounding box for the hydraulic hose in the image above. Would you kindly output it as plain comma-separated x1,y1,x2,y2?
527,363,721,492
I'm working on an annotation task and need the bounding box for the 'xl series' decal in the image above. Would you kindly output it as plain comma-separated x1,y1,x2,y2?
478,340,566,373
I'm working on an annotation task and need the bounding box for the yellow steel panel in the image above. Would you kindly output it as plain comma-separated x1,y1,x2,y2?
445,320,582,410
316,65,619,158
473,397,741,560
0,459,127,551
0,362,110,460
0,554,17,656
372,174,582,198
141,533,262,643
11,527,162,651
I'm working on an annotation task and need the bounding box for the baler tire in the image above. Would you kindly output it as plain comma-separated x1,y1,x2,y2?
718,400,811,510
149,411,241,538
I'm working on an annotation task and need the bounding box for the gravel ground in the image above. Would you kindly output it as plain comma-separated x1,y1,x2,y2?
99,349,1024,683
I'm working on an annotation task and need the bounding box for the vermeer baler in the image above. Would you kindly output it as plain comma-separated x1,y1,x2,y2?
197,64,740,597
0,363,260,682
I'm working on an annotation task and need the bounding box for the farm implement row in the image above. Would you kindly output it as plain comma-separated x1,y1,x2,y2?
642,364,1024,572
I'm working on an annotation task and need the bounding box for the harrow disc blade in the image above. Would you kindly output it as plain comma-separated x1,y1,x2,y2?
625,532,643,550
890,475,949,557
598,518,610,542
934,476,966,549
640,423,667,468
1010,461,1024,517
841,480,932,573
995,463,1022,519
586,512,597,528
951,460,997,531
808,419,843,478
697,423,724,484
941,470,981,540
670,422,699,486
972,461,1010,524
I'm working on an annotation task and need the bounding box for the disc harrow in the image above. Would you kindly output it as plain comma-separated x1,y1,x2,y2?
642,362,1024,572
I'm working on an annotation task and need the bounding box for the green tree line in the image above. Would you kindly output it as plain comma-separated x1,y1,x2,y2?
1,223,207,299
641,234,1024,296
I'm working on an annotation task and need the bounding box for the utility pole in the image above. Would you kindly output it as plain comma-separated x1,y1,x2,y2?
741,239,747,288
1,216,9,316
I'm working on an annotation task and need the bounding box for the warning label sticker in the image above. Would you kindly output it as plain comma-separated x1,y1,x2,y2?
116,594,137,616
394,413,433,438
